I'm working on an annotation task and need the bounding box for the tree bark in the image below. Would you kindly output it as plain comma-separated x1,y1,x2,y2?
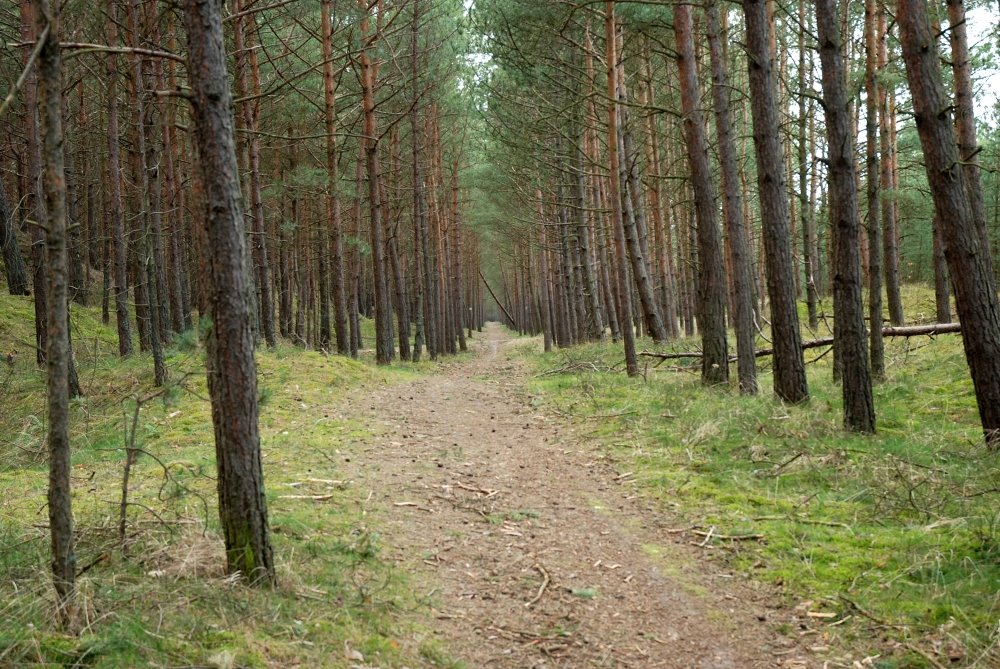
357,1,394,365
864,0,885,380
106,4,133,357
742,0,809,403
898,0,1000,447
708,1,756,393
321,0,350,355
184,0,275,581
675,4,729,387
36,0,76,624
817,0,876,433
605,3,637,377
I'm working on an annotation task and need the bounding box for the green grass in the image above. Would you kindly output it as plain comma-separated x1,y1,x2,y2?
0,291,454,668
525,285,1000,668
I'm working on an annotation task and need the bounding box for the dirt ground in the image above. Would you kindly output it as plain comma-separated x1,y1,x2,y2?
340,324,821,668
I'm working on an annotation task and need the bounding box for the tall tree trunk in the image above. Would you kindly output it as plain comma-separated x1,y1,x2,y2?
676,3,729,386
184,0,275,581
864,0,885,380
878,5,904,326
36,0,76,625
898,0,1000,446
708,1,756,394
410,0,428,361
105,4,134,358
616,78,666,343
742,0,809,403
797,0,818,330
818,0,876,433
358,1,393,364
22,2,47,366
322,0,349,354
128,0,165,386
574,126,604,341
232,1,275,347
536,190,553,352
605,3,638,377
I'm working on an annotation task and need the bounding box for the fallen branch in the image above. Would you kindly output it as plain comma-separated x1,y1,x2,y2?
640,323,962,362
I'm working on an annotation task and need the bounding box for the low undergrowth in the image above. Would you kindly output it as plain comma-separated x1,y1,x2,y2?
0,291,453,668
527,287,1000,669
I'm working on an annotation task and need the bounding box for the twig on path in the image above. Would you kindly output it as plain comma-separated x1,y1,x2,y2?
278,494,334,501
692,527,765,543
452,480,500,497
525,563,551,608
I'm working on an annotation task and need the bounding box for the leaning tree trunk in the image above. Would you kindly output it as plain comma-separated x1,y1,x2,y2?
898,0,1000,447
675,4,729,387
817,0,876,433
36,0,76,625
184,0,275,582
742,0,809,404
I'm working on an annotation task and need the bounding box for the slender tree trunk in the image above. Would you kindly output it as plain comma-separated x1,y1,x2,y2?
708,1,756,393
878,5,904,326
742,0,809,403
321,0,349,354
676,3,729,386
127,0,165,385
797,0,818,330
605,4,637,377
898,0,1000,446
233,1,275,347
574,126,604,341
410,1,427,361
818,0,876,432
36,0,76,625
184,0,275,581
22,2,47,366
358,1,393,364
616,80,666,343
864,0,885,380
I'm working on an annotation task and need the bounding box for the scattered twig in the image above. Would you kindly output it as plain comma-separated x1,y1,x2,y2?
525,564,550,608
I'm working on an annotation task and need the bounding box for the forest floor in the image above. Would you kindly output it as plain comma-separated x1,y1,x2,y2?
337,323,817,668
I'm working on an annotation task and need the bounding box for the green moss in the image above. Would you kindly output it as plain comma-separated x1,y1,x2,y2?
526,285,1000,665
0,290,447,668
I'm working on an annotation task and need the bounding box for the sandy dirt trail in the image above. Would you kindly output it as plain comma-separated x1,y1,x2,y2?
340,324,813,668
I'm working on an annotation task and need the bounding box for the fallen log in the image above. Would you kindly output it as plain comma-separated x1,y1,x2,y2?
639,323,962,361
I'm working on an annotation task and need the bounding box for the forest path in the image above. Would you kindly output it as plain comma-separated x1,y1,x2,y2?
339,324,811,668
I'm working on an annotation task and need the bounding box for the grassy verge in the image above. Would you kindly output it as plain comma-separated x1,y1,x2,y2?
0,292,453,668
526,287,1000,668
